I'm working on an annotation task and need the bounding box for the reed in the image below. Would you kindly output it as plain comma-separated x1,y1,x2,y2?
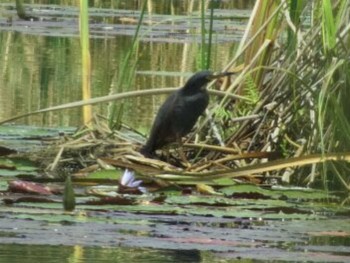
212,0,350,192
199,0,215,70
79,0,92,125
107,0,147,129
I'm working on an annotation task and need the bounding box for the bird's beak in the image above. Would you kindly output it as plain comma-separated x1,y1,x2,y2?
207,72,236,80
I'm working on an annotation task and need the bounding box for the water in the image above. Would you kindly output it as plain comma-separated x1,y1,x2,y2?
0,244,203,263
1,214,349,262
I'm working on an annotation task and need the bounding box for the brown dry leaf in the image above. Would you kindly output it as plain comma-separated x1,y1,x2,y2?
8,180,60,195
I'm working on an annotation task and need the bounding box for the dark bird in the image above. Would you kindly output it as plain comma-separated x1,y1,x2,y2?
140,70,233,159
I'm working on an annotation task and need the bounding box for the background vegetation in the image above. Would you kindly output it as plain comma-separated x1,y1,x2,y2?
215,0,350,193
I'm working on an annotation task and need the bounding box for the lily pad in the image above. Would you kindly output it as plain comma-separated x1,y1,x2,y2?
220,184,335,201
86,169,122,180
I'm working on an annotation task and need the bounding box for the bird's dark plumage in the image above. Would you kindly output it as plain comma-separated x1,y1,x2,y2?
140,70,229,158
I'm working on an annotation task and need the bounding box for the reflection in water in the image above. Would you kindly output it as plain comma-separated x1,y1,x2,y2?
0,244,202,263
0,0,254,130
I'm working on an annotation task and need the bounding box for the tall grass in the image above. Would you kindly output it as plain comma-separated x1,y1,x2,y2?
199,0,215,70
321,0,337,54
79,0,92,125
107,0,147,129
213,0,350,192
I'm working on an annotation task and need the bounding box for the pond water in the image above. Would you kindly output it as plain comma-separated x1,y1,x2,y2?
0,0,254,133
0,211,350,263
0,244,204,263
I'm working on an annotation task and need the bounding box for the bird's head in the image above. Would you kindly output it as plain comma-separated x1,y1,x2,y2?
182,70,234,93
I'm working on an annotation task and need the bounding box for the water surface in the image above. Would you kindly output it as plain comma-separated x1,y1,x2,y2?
0,0,254,131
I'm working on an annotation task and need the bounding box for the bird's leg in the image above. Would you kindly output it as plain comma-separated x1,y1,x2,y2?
165,145,171,163
176,136,191,168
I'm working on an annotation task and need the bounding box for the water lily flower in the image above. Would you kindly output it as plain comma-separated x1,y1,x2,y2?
120,169,147,193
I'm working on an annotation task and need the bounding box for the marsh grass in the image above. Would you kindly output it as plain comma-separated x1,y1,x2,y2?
198,0,216,70
107,0,147,129
210,0,350,192
79,0,92,125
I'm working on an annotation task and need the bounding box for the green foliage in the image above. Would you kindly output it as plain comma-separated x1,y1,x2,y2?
287,0,304,54
197,0,216,70
216,0,350,193
285,1,349,190
242,73,259,105
321,0,337,54
214,106,235,138
215,106,232,121
86,169,122,180
0,157,39,178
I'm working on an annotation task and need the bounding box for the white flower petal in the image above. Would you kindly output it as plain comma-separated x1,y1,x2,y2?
138,187,148,194
129,180,142,188
121,169,135,186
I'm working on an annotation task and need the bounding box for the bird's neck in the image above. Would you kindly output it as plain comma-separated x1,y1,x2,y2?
181,85,206,95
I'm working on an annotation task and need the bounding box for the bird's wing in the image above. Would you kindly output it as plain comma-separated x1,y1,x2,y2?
148,92,180,147
155,92,179,122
